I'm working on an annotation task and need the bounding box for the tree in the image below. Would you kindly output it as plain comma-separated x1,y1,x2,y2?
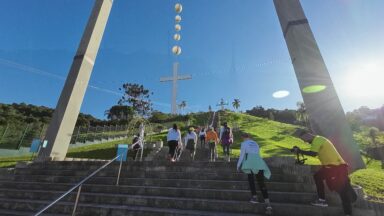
155,125,164,133
105,105,135,123
369,127,379,147
246,106,268,118
149,111,170,123
118,83,153,117
296,101,310,128
232,99,240,111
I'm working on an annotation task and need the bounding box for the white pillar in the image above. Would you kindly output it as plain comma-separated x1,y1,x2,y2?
172,62,179,114
37,0,114,161
273,0,364,170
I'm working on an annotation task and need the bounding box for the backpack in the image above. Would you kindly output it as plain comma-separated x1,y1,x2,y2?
132,137,140,149
221,127,232,144
186,139,196,150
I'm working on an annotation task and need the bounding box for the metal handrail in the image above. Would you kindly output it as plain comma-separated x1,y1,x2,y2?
131,138,144,162
34,153,125,216
209,111,216,127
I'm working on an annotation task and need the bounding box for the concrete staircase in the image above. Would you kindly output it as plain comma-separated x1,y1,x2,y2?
0,155,380,216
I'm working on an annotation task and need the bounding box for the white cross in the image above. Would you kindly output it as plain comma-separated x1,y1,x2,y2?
216,98,229,111
160,62,192,114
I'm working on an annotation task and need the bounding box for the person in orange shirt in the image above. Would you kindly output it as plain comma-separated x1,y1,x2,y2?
206,126,219,162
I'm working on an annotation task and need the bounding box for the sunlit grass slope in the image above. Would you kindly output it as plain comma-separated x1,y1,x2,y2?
219,111,320,164
220,111,383,201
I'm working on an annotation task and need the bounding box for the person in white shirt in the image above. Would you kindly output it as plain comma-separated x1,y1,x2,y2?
237,132,272,215
167,124,182,162
184,127,198,160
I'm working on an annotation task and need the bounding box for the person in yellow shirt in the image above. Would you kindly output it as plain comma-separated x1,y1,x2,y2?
292,129,356,216
206,126,219,162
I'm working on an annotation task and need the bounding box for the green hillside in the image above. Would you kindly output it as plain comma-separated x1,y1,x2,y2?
1,110,382,201
0,103,113,149
218,111,320,164
220,111,383,201
151,110,383,201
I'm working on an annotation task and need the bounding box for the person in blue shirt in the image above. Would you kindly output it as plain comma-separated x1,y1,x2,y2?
237,132,272,214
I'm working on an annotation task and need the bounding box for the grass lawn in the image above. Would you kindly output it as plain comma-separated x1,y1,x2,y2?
220,111,383,202
350,157,384,201
66,139,131,159
0,138,149,168
219,111,320,164
0,156,31,168
66,138,151,160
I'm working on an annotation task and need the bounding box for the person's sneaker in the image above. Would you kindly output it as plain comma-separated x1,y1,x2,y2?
249,197,259,204
265,206,273,215
311,199,328,207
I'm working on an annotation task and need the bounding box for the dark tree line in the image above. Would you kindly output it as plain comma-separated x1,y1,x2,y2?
149,111,190,123
0,103,108,127
346,105,384,131
245,106,298,125
0,103,112,149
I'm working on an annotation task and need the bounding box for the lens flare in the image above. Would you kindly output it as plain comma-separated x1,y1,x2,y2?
302,85,327,94
272,90,290,98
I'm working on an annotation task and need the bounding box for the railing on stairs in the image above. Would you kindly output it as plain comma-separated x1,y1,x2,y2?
209,111,216,127
33,153,125,216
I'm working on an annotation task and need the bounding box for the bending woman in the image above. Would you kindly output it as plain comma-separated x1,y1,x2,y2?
237,132,272,215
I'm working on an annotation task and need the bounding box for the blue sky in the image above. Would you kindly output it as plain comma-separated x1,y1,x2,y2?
0,0,383,119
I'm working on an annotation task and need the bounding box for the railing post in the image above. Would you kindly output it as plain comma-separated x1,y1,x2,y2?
72,185,82,216
116,154,123,186
17,124,30,149
74,126,81,144
0,123,9,144
39,124,46,140
140,142,144,162
85,126,90,143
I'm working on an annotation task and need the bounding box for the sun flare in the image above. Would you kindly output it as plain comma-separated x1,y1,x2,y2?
344,60,384,99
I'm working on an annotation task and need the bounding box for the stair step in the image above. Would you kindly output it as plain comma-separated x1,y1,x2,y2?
4,160,376,216
0,209,66,216
1,194,374,216
1,178,317,192
16,166,284,176
0,198,262,216
0,188,319,205
13,170,308,183
21,161,296,172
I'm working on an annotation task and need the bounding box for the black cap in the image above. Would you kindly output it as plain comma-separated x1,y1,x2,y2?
292,128,310,138
240,131,251,138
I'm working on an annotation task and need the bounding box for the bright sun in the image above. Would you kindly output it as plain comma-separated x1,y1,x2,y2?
344,60,384,99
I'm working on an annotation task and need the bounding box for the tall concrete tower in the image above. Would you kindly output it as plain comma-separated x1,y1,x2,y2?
273,0,365,170
38,0,114,161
